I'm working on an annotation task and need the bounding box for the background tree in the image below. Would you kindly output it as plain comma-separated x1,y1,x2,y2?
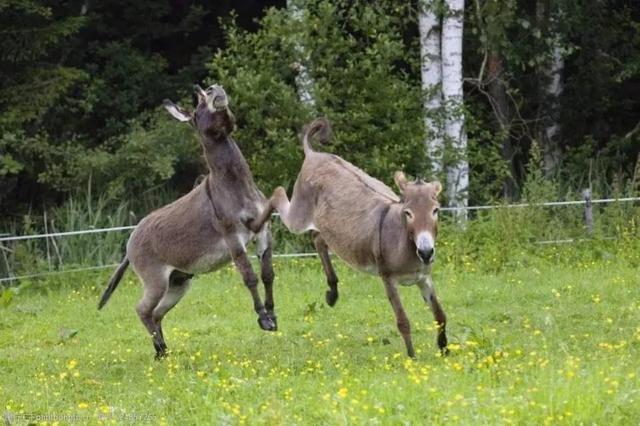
537,0,565,178
442,0,469,217
419,0,444,176
0,0,638,231
472,0,519,199
288,0,317,109
0,0,283,219
208,0,425,194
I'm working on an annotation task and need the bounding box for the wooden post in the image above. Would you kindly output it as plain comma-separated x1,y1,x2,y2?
583,189,593,235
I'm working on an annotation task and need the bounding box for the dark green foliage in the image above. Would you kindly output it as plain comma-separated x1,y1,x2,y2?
209,1,425,192
0,0,638,232
0,0,281,216
560,1,640,182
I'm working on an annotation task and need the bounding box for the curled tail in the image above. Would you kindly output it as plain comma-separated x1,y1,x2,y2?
98,255,130,310
302,117,332,156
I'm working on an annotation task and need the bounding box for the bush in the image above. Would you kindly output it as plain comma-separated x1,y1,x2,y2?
208,0,425,193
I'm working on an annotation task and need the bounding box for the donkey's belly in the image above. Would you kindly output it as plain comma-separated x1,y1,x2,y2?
396,271,426,286
352,262,379,276
186,244,231,274
184,230,253,275
322,239,378,276
323,235,427,283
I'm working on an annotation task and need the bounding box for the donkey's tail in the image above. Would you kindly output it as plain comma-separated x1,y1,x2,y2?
98,255,130,310
302,117,332,156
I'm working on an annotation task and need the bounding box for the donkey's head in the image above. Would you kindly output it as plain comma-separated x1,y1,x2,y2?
163,84,235,139
394,171,442,265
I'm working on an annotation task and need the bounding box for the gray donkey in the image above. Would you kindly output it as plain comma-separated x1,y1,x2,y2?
98,85,277,358
250,118,447,357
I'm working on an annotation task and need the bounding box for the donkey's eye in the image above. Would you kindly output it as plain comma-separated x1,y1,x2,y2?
433,207,439,215
403,209,414,219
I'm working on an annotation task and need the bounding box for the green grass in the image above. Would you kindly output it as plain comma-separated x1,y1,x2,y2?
1,257,639,424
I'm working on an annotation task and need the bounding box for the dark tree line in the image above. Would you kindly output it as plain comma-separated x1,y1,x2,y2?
1,0,638,224
0,0,283,219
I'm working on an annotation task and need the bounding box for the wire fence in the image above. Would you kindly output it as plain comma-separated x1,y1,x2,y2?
439,196,640,211
1,195,638,283
3,197,639,243
0,253,321,284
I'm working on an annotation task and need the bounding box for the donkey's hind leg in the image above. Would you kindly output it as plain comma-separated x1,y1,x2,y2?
248,183,315,233
135,265,171,359
151,270,193,357
256,226,276,328
271,183,315,233
313,233,339,307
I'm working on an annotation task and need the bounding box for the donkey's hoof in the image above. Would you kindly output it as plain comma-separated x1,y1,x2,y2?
437,334,448,353
326,290,338,307
154,342,168,360
258,316,277,331
267,313,278,331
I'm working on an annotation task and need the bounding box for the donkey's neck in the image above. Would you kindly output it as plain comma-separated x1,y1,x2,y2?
377,204,424,273
203,136,255,188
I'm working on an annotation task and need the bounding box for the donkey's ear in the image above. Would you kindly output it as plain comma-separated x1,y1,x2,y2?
163,99,191,122
394,171,408,193
431,181,443,196
193,84,207,104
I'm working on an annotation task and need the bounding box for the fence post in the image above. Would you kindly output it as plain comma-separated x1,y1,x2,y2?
583,189,593,235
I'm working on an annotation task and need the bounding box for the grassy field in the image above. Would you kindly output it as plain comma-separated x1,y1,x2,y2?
1,257,639,424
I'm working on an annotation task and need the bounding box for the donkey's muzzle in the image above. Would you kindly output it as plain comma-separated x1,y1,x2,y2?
417,247,435,264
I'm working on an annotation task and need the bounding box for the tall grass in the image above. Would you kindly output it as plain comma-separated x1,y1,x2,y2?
49,194,134,266
432,149,640,273
2,195,133,281
2,172,638,285
1,183,179,282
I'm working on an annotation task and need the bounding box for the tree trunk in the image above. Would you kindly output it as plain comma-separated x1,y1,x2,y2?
288,0,316,109
542,44,563,177
442,0,468,219
487,51,518,199
536,0,563,178
419,0,443,176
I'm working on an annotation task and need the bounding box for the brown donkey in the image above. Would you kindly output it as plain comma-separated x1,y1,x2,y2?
251,118,447,357
98,85,277,359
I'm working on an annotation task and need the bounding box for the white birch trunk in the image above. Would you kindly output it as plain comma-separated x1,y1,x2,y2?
419,0,443,175
543,43,563,176
289,0,316,109
442,0,468,219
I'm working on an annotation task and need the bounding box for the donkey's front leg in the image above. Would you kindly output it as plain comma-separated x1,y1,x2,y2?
226,235,276,331
256,225,277,328
418,275,448,354
381,274,415,358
